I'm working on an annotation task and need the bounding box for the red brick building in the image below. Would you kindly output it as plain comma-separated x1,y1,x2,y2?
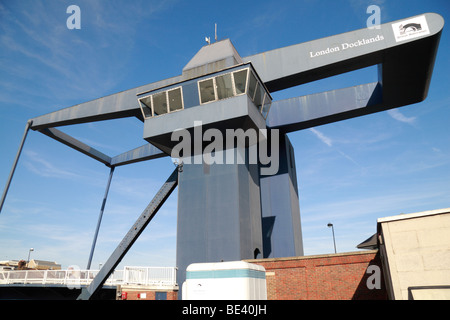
246,250,387,300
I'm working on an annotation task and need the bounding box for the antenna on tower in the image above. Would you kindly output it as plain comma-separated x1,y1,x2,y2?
205,23,217,45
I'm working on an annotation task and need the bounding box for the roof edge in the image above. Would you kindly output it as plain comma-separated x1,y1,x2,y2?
377,207,450,224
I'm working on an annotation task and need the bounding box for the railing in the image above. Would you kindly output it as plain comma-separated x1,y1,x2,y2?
123,266,177,286
0,267,177,288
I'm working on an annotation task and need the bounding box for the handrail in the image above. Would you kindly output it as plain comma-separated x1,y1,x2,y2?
0,267,177,288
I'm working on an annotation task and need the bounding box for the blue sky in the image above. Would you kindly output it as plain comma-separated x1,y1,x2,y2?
0,0,449,270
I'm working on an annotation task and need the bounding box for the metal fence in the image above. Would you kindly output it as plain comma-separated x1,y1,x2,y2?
0,267,177,287
123,266,177,286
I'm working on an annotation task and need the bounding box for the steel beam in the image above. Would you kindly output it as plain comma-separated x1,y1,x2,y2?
267,82,383,132
30,75,184,130
39,128,167,167
110,143,167,167
86,166,115,270
0,120,32,214
244,13,443,99
38,127,112,166
77,167,179,300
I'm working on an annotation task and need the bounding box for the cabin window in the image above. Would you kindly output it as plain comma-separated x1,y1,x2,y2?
233,69,248,95
199,78,216,104
138,86,184,119
216,73,234,100
168,87,183,112
152,91,168,116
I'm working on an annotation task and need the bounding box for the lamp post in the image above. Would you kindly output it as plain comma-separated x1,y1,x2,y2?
327,223,337,254
27,248,34,265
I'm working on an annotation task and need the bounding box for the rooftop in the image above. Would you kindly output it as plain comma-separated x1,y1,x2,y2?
377,207,450,223
182,38,243,79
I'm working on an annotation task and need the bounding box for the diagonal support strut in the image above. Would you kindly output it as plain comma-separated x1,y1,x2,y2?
77,166,180,300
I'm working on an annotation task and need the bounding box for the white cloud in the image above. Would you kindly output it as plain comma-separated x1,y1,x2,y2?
309,128,361,167
309,128,332,146
387,108,416,124
23,151,80,179
301,186,448,224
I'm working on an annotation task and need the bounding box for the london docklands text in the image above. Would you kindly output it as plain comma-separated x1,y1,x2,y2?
310,34,385,58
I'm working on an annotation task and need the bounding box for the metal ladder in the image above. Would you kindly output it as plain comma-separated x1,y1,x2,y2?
77,166,180,300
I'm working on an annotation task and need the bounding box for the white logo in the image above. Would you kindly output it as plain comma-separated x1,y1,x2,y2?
392,15,429,42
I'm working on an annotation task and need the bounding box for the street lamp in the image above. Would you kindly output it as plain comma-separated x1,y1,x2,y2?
27,248,34,264
327,223,337,254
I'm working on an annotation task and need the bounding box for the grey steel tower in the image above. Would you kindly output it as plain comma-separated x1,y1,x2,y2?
137,39,303,290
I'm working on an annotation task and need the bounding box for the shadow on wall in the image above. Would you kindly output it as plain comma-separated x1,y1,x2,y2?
352,252,388,300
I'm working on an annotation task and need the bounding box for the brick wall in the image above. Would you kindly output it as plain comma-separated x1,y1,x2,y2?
247,250,387,300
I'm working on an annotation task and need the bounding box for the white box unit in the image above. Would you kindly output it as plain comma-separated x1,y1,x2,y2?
182,261,267,300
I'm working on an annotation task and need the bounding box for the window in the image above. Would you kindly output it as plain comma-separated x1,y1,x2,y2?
261,94,272,119
168,87,183,112
139,67,271,120
199,78,216,104
247,71,258,101
198,68,250,105
152,91,168,116
233,69,247,95
254,83,265,110
138,86,184,119
216,73,234,100
140,96,153,117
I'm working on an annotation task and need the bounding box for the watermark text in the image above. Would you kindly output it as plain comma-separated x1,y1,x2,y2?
171,121,280,176
66,5,81,30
